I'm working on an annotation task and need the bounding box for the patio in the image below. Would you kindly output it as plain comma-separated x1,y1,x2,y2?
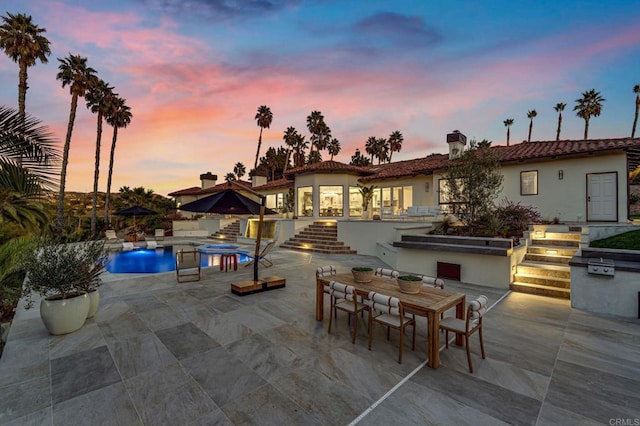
1,244,639,425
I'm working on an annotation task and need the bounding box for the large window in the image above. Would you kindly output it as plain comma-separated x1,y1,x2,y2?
520,171,538,195
297,186,313,216
319,185,343,217
349,186,362,216
265,193,285,212
379,186,413,216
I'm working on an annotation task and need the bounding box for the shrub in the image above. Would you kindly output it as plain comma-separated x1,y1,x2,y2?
493,200,542,239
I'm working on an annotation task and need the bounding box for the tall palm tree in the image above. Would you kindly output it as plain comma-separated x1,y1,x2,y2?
632,85,640,138
327,138,341,160
55,54,97,236
85,78,114,236
388,130,403,162
224,172,236,182
282,127,298,173
104,96,132,225
292,133,308,168
374,137,389,164
554,103,566,141
503,118,514,146
527,110,537,142
0,12,51,120
574,89,605,140
365,136,377,162
306,110,325,152
233,162,246,180
314,121,331,153
254,105,273,171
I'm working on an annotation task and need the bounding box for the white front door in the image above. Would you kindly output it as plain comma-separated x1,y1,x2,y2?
587,172,617,221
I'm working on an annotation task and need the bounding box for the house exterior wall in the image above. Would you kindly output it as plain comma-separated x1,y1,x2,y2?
432,152,629,223
295,174,361,217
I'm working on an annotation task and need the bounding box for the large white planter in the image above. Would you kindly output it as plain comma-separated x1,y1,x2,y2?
87,289,100,319
40,292,90,335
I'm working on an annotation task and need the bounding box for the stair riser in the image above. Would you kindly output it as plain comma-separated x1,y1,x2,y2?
510,283,570,299
298,231,337,238
527,247,577,256
524,254,571,264
532,239,579,248
542,232,581,241
516,265,570,279
513,275,571,288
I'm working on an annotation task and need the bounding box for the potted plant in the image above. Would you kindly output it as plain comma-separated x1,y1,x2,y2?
357,184,377,219
396,275,423,294
351,266,374,283
21,237,108,335
283,188,295,219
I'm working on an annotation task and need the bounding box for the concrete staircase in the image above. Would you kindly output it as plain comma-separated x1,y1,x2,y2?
209,220,241,242
280,221,357,254
511,230,581,299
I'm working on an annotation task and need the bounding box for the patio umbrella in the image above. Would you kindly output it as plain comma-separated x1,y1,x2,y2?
113,205,158,229
179,188,276,283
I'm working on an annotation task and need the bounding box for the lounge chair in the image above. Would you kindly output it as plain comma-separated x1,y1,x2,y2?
147,240,163,249
122,242,135,251
176,249,201,283
244,241,275,268
105,229,122,243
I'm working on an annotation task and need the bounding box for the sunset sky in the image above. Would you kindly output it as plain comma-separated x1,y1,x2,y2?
1,1,639,196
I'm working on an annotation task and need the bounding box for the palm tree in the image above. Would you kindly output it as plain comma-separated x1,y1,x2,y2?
104,96,132,225
503,118,514,146
527,110,537,142
0,12,51,120
0,106,59,233
306,110,325,152
233,162,246,180
574,89,605,140
388,130,403,162
350,149,371,166
327,138,341,160
254,105,273,170
55,54,97,236
292,133,308,168
282,127,298,173
307,150,322,164
375,137,389,164
554,103,566,141
86,79,114,235
224,172,236,182
365,136,377,162
632,85,640,138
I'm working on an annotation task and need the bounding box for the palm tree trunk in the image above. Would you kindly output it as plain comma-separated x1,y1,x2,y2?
56,94,79,236
104,126,119,225
17,61,27,120
632,98,639,138
506,128,510,146
254,127,263,170
556,113,562,140
584,117,590,140
91,112,103,236
283,148,290,173
528,120,533,142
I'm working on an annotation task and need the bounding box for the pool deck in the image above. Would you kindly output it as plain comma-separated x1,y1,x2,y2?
1,244,639,425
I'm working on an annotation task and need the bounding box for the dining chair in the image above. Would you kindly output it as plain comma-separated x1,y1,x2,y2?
421,275,446,319
317,265,337,318
374,268,400,279
328,281,369,344
366,291,416,364
439,295,488,373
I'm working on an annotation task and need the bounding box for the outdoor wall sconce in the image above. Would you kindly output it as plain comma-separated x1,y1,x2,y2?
558,170,564,180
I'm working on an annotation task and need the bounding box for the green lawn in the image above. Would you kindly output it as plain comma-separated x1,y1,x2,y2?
590,230,640,250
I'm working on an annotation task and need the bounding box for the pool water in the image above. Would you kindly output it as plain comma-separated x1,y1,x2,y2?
106,246,250,274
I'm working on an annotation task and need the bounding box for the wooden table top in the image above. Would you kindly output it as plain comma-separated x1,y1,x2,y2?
318,272,465,316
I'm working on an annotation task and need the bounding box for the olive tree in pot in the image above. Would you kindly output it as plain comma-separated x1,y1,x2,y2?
358,184,377,219
22,238,108,335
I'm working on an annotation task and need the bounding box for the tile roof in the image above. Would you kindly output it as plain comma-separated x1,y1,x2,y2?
253,177,294,190
284,160,375,177
168,180,252,197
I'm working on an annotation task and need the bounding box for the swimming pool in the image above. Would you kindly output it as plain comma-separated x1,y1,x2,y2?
106,246,250,274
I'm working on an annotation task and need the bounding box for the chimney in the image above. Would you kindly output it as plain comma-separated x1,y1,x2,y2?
200,172,217,189
250,170,268,187
447,130,467,159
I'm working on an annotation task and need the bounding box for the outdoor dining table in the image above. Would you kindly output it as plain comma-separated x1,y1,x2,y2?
316,272,466,369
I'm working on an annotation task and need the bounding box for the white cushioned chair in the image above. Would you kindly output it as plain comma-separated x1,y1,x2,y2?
374,268,399,279
439,295,488,373
328,281,369,344
366,291,416,364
